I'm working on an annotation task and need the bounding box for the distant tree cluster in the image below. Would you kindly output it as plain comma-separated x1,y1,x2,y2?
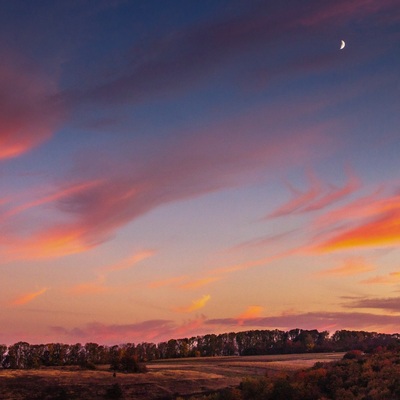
0,329,399,370
184,348,400,400
0,342,146,372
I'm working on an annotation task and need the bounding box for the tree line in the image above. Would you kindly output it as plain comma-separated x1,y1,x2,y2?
1,328,399,369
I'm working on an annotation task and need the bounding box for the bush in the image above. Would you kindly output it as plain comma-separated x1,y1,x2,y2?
343,350,363,360
105,383,123,399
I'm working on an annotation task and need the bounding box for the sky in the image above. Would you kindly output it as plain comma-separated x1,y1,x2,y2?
0,0,399,345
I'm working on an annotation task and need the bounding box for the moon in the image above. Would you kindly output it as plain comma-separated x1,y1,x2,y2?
340,40,346,50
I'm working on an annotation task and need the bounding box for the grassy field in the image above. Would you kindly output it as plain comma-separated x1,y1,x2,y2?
0,353,344,399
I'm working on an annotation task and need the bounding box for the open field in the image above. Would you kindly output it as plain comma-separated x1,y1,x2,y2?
0,353,344,399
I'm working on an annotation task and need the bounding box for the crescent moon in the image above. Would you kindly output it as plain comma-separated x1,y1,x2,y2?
340,40,346,50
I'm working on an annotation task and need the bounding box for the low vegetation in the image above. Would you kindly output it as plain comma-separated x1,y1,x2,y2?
186,349,400,400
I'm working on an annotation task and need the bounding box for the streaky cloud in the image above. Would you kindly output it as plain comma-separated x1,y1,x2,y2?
316,256,374,276
12,288,48,306
344,297,400,312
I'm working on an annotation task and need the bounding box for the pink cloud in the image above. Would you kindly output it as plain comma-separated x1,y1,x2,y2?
344,297,400,313
206,311,400,333
0,105,330,260
299,0,399,27
268,171,360,218
50,316,207,344
268,173,321,218
0,56,62,159
230,230,297,252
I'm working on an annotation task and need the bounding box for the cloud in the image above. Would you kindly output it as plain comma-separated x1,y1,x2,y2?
315,187,385,228
361,271,400,285
0,104,327,260
302,172,360,212
67,276,108,296
65,250,155,295
267,172,321,218
312,191,400,253
344,297,400,313
12,288,48,306
175,295,211,313
299,0,399,27
179,277,221,290
206,311,400,333
317,257,374,277
50,316,207,344
104,249,155,272
0,56,62,160
267,171,360,218
230,230,297,252
63,0,398,108
238,306,264,320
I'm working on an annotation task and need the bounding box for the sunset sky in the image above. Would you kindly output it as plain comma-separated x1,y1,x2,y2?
1,0,399,345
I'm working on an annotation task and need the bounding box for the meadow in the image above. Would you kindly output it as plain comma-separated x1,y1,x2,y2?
0,353,343,399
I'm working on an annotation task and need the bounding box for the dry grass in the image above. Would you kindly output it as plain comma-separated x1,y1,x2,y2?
0,353,344,399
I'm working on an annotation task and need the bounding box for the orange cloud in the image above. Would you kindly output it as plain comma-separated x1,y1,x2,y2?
179,277,221,290
105,249,155,272
12,288,47,306
317,257,374,276
68,276,108,296
361,272,400,285
315,187,385,228
175,294,211,313
238,305,264,320
313,191,400,253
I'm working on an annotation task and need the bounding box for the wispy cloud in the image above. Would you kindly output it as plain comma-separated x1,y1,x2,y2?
316,257,374,276
314,193,400,252
1,106,327,260
67,275,108,296
361,271,400,285
179,277,221,290
12,288,48,306
50,316,207,344
344,297,400,313
175,295,211,313
0,56,61,159
267,172,321,218
66,249,156,296
267,171,360,218
230,230,297,252
104,249,155,272
206,310,400,332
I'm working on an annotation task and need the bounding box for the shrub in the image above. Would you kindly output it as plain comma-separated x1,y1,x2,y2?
105,383,123,399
